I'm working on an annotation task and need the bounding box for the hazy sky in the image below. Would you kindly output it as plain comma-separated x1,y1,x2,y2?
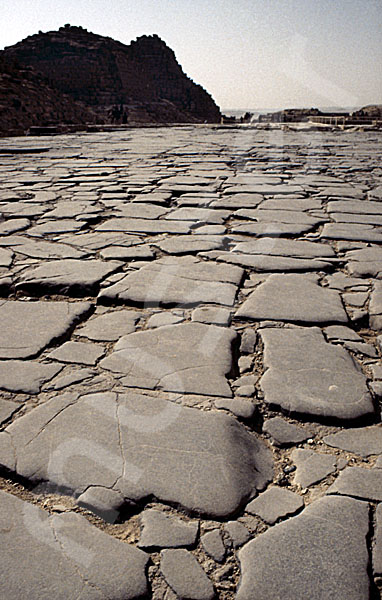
1,0,381,109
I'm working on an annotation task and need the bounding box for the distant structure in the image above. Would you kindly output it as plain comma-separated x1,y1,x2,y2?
0,24,221,135
258,106,382,127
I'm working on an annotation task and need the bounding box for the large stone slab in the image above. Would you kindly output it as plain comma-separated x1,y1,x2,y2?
259,327,374,421
16,259,121,296
321,223,382,243
327,466,382,501
0,490,149,600
236,274,348,324
0,300,91,358
237,496,370,600
99,256,243,307
214,253,332,272
0,391,273,518
77,310,141,341
100,322,237,397
96,217,193,234
231,238,335,259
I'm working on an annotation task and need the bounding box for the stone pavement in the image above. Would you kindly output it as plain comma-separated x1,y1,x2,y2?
0,125,381,599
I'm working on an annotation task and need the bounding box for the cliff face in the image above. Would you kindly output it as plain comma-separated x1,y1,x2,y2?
0,55,97,136
2,25,221,125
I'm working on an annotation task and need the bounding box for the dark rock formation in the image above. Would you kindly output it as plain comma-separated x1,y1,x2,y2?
0,55,97,136
2,25,221,127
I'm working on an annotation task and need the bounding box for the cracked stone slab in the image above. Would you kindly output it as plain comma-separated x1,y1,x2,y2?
0,399,20,425
346,247,382,278
291,449,338,488
236,274,348,324
237,496,370,600
77,310,141,341
0,361,62,394
259,327,374,421
0,490,149,600
100,322,237,397
246,487,303,524
138,509,198,549
327,466,382,500
0,300,91,359
0,391,273,518
13,240,87,259
370,281,382,331
323,426,382,457
16,259,122,296
153,235,225,255
98,256,243,307
161,549,215,600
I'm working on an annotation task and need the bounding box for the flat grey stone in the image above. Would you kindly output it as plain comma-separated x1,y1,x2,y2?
201,529,226,562
47,341,105,365
323,426,382,457
0,391,273,518
373,503,382,576
236,275,348,324
225,183,304,195
318,187,365,199
327,466,382,500
210,194,263,209
259,327,374,421
246,487,303,524
215,253,331,272
321,223,382,243
100,322,236,397
78,310,141,341
370,281,382,331
0,301,91,359
191,306,231,326
99,256,242,307
262,418,310,447
17,259,121,296
239,329,257,354
115,203,170,219
236,208,323,226
231,237,335,259
154,235,224,255
165,207,229,224
0,218,30,235
0,490,149,600
291,449,337,488
64,231,142,251
96,217,193,235
324,325,363,341
346,247,382,278
100,245,155,261
161,549,215,600
138,509,198,549
343,340,378,357
214,398,255,419
237,496,370,600
0,399,19,424
14,240,87,259
223,521,250,548
27,219,84,236
0,248,13,267
147,312,184,328
0,361,62,394
230,222,313,237
327,200,382,214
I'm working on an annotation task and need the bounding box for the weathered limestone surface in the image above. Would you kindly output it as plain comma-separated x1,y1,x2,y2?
0,128,380,599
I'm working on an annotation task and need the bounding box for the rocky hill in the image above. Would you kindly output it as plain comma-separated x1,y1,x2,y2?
2,25,221,129
0,55,97,136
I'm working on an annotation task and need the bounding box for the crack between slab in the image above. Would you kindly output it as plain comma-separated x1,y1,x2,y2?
24,397,79,448
113,395,126,490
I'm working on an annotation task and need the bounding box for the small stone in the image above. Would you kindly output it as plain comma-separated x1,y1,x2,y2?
224,521,250,548
201,530,226,563
160,549,215,600
147,312,185,328
138,509,199,549
246,487,303,524
263,417,310,447
291,449,337,488
236,385,255,397
238,356,253,373
214,398,255,419
191,306,231,326
239,329,257,354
